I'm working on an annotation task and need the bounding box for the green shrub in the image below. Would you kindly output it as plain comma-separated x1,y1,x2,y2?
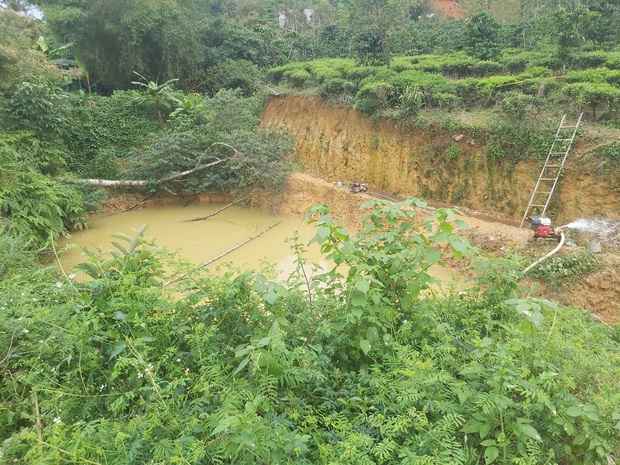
571,50,610,69
198,59,259,96
0,225,38,280
318,78,357,102
60,91,160,175
283,67,313,88
1,201,618,464
565,67,612,83
500,91,542,121
0,147,85,245
456,75,518,107
354,81,395,117
604,52,620,70
563,82,620,118
530,249,599,287
519,66,554,78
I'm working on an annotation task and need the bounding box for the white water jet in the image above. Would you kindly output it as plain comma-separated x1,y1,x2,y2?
558,218,620,246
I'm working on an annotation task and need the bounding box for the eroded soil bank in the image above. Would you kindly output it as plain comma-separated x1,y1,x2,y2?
261,94,620,225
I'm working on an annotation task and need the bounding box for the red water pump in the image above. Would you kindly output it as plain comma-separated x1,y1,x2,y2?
529,217,562,243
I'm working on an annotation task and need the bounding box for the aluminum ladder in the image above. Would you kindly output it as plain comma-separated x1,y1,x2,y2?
519,112,583,228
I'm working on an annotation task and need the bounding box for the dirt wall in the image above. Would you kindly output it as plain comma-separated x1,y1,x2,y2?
261,95,620,225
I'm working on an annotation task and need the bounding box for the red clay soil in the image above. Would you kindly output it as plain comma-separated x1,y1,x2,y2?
430,0,464,19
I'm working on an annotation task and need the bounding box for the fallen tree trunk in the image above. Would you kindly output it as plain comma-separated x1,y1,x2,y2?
164,222,281,286
71,158,225,187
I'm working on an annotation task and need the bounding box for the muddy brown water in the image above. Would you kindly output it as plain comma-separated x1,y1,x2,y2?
57,202,460,287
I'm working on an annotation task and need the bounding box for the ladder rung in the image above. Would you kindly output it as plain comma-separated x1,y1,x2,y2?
560,125,576,128
556,138,573,141
529,204,546,208
540,178,556,181
536,191,552,195
545,164,560,168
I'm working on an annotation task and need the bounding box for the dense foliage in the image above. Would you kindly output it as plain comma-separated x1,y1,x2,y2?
1,2,620,464
0,7,293,245
1,200,619,464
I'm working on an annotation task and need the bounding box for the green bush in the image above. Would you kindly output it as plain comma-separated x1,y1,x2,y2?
563,82,620,118
456,75,518,107
1,201,618,464
354,81,395,117
519,66,554,78
0,225,38,280
570,50,610,69
0,147,85,245
60,91,160,175
283,67,313,88
604,52,620,70
500,91,542,121
531,249,599,287
318,78,357,102
198,59,259,96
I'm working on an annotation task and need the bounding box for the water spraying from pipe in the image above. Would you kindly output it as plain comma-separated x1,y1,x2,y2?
557,218,620,246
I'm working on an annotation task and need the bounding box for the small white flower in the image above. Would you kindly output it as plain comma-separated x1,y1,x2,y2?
53,417,61,424
99,384,106,392
68,274,76,280
402,320,408,325
22,329,29,334
0,450,4,458
38,340,44,344
184,368,190,375
176,358,181,363
137,372,143,378
458,290,467,296
56,282,63,288
525,310,533,317
32,298,37,302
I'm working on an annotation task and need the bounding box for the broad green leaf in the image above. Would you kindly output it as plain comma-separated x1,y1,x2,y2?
351,291,367,307
355,280,370,294
484,446,499,464
108,341,127,360
520,424,542,442
359,339,371,355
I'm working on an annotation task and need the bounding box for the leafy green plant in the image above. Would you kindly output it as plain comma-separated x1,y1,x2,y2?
1,201,619,464
530,249,599,287
303,198,472,360
0,146,85,245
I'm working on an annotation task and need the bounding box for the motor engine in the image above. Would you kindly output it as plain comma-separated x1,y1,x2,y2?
350,182,368,193
528,217,561,242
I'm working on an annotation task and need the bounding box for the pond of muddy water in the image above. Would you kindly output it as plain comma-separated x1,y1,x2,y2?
57,202,460,287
